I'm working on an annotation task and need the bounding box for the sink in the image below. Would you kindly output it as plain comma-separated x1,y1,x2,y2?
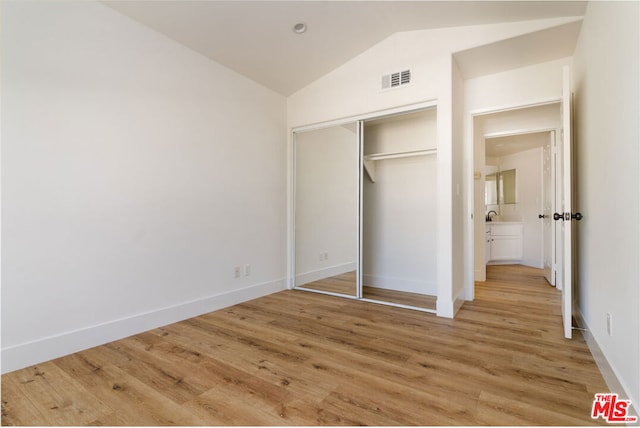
486,215,523,224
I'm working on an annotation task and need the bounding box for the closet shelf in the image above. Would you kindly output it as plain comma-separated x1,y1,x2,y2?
364,148,437,161
363,148,437,182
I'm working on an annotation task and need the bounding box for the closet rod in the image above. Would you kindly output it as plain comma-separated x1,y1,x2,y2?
364,148,437,161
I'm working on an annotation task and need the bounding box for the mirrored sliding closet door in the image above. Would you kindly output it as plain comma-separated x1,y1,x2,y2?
293,104,438,313
293,123,360,298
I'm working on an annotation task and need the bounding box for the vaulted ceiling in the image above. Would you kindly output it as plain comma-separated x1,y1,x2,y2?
104,1,587,96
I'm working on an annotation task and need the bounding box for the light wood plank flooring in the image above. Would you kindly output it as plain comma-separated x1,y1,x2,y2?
298,271,437,310
2,265,609,425
298,272,358,296
362,286,437,310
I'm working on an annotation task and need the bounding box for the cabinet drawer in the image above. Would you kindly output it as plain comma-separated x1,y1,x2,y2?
490,236,523,260
489,224,522,236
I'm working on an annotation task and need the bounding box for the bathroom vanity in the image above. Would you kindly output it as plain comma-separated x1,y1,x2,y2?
485,222,523,264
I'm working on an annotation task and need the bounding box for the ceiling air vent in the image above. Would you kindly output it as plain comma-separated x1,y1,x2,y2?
381,69,412,91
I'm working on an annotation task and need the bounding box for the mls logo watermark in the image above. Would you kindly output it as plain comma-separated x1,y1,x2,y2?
591,393,638,423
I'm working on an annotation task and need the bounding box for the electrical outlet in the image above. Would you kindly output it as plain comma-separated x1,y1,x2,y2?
234,266,241,278
243,264,251,276
324,251,329,260
319,252,324,261
606,313,612,336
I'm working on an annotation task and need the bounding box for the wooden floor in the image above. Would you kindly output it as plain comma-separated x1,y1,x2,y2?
299,272,358,296
363,286,437,310
2,265,609,426
299,271,437,310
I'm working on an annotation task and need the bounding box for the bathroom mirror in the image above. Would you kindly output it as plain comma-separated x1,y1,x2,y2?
485,169,516,206
485,173,498,205
499,169,517,204
293,123,359,297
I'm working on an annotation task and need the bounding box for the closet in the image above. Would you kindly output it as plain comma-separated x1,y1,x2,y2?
293,104,437,312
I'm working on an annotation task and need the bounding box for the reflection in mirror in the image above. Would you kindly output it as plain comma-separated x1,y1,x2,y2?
485,169,517,208
499,169,517,204
294,124,359,297
485,173,497,205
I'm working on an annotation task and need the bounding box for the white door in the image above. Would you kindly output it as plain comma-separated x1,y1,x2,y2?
542,131,556,285
559,66,574,339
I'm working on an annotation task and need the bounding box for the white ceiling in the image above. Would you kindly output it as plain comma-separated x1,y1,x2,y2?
103,1,587,96
486,131,550,157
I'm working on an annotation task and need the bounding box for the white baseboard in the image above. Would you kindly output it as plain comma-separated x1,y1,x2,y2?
574,306,639,419
1,279,286,374
436,298,454,318
487,260,520,266
453,289,466,315
486,260,543,269
437,287,466,319
525,260,544,269
296,262,356,286
362,274,436,295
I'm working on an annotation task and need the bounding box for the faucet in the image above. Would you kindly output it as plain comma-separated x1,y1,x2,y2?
486,210,497,222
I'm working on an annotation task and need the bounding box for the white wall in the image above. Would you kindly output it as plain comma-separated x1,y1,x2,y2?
1,0,287,373
572,1,639,412
294,125,358,284
288,18,573,317
452,57,466,306
465,58,572,113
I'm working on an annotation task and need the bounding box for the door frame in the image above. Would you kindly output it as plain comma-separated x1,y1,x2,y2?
560,65,574,339
465,98,562,300
543,130,558,286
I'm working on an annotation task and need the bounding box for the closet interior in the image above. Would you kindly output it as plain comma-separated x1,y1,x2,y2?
293,105,438,312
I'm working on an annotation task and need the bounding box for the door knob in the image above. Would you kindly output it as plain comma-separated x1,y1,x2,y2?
538,214,545,219
554,212,584,221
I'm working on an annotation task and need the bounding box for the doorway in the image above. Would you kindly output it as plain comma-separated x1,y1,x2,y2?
470,102,562,290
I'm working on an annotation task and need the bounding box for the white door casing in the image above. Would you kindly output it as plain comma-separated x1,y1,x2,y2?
543,131,556,286
560,65,573,340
